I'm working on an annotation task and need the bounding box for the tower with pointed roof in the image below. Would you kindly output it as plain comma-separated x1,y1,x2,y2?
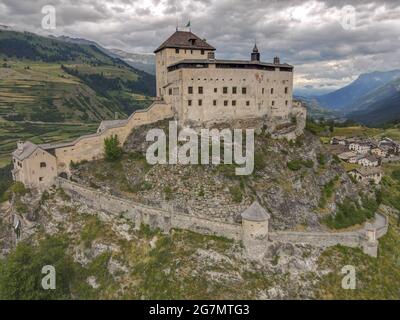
251,43,260,62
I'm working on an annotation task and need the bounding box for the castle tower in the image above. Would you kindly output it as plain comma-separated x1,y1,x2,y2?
154,30,215,99
251,44,260,62
241,201,270,260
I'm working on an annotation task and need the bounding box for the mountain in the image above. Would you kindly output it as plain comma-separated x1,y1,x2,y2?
109,49,156,75
347,77,400,125
294,95,340,120
53,36,156,75
316,70,400,111
0,29,155,123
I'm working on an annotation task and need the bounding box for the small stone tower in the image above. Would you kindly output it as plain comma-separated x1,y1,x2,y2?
362,223,378,257
251,44,260,62
241,201,270,260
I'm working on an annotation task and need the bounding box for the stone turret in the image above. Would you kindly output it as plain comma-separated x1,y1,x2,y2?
251,44,260,62
273,56,280,64
362,222,378,257
241,201,270,260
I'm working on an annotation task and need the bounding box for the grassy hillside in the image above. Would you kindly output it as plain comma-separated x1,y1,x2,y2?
0,30,155,123
0,118,98,167
317,161,400,299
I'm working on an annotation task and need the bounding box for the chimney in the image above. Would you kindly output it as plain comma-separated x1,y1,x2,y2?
207,51,215,60
273,56,280,64
17,140,24,151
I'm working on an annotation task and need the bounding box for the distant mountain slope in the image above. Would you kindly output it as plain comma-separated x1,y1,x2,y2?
294,95,340,120
108,49,155,75
53,35,156,75
316,70,400,111
347,77,400,125
0,30,155,123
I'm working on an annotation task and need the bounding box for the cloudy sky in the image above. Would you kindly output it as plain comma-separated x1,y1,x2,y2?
1,0,400,95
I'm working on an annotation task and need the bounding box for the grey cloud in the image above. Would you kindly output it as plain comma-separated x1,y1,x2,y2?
0,0,399,91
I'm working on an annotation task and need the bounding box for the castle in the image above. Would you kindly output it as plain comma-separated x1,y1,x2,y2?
11,30,306,190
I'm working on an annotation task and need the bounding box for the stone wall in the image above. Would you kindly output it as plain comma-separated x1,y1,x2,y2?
56,178,388,258
57,178,242,241
269,231,362,248
53,101,174,176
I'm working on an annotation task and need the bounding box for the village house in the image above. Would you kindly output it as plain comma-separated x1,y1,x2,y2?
379,138,399,155
338,151,357,162
358,155,379,167
349,142,372,154
330,136,347,145
349,154,365,164
349,167,382,184
371,147,388,158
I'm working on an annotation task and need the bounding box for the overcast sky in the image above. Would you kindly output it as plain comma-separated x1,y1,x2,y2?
1,0,400,94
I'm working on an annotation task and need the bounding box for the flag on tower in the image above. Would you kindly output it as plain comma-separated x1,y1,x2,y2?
185,20,191,28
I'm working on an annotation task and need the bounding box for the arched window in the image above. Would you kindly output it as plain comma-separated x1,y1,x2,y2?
40,162,47,168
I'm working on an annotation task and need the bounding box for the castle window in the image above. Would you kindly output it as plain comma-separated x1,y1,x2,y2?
232,87,237,94
191,50,193,54
232,100,236,106
39,177,43,182
271,88,274,94
224,100,228,106
201,50,205,55
285,100,288,106
223,87,228,94
188,100,192,106
198,87,203,94
272,101,275,106
213,100,217,106
246,101,250,106
262,88,264,94
188,86,193,94
198,99,203,106
175,48,180,54
169,88,172,95
242,87,247,94
40,162,46,168
214,88,217,93
285,87,288,94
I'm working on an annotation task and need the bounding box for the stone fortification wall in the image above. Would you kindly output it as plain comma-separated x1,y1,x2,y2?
56,178,388,258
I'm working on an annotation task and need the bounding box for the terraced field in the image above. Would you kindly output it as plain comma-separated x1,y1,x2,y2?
0,118,97,167
0,60,150,122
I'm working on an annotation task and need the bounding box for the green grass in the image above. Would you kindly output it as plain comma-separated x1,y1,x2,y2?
317,217,400,299
0,119,98,167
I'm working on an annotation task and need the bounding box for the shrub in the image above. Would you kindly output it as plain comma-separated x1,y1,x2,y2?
324,196,378,229
391,169,400,182
302,159,314,168
104,134,122,161
163,186,173,200
254,152,266,172
287,160,302,171
0,236,79,299
319,176,338,208
317,153,327,166
11,182,28,196
229,186,243,203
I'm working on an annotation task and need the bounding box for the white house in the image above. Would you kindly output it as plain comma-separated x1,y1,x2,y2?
358,155,379,167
